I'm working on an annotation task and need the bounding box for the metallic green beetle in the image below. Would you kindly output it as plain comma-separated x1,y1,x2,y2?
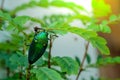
28,29,48,64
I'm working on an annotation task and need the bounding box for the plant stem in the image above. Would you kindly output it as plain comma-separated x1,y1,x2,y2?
26,64,31,80
76,42,89,80
23,39,27,55
19,66,22,79
0,0,4,10
22,32,27,55
6,67,10,77
48,35,52,68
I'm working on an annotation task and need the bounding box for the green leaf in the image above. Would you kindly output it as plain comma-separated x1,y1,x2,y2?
0,10,3,16
39,0,49,7
34,58,45,66
50,0,87,14
92,0,111,17
87,23,99,32
52,56,79,75
5,73,26,80
113,57,120,64
9,52,28,67
87,22,111,33
31,67,62,80
0,10,12,21
47,26,110,55
86,54,91,64
6,24,15,31
102,20,108,25
90,37,110,55
96,54,103,63
109,15,117,22
75,56,81,66
68,14,91,24
47,26,98,39
80,30,97,39
13,16,30,26
30,17,45,26
42,51,49,59
0,52,10,67
97,56,120,65
11,0,87,15
99,24,111,33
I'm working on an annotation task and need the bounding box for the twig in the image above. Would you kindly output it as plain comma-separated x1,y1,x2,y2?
6,67,10,77
76,42,89,80
23,44,26,55
0,0,4,10
48,35,52,68
19,66,22,79
26,64,31,80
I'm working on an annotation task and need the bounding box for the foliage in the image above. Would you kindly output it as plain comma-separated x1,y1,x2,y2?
52,56,79,75
92,0,111,17
31,67,62,80
0,0,120,80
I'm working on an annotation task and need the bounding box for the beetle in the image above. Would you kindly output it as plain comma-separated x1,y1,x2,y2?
28,27,48,64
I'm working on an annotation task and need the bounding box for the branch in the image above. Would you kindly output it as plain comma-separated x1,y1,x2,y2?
0,0,5,10
76,42,89,80
26,64,31,80
19,66,22,79
22,32,27,55
6,67,10,77
48,35,52,68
